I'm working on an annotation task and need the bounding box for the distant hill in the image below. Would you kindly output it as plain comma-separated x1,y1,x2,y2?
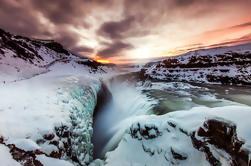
140,43,251,85
0,28,112,82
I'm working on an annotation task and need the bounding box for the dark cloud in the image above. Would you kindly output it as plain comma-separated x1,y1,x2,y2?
52,28,82,50
0,0,115,56
29,0,116,26
232,22,251,29
210,21,251,34
30,0,88,26
236,33,251,42
171,0,196,7
97,41,133,58
97,16,135,39
95,0,210,58
0,0,251,60
71,46,94,54
0,0,50,37
122,0,251,25
180,33,251,53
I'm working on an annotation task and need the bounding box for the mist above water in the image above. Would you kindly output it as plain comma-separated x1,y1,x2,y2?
92,77,156,159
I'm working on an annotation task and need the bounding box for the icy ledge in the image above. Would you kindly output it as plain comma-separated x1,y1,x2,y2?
0,73,101,166
97,106,251,166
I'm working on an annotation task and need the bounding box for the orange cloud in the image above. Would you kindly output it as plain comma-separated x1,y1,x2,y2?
94,57,111,64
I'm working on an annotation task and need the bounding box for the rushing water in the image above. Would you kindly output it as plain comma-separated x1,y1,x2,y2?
92,76,156,159
92,73,251,159
142,81,251,115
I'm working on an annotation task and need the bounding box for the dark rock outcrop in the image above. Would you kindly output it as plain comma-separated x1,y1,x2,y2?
191,118,250,166
171,148,187,160
44,42,69,55
0,137,43,166
37,125,83,165
8,144,43,166
0,125,84,166
0,28,69,62
130,123,162,140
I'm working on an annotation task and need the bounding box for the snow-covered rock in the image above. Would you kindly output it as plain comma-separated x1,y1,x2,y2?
102,106,251,166
141,43,251,85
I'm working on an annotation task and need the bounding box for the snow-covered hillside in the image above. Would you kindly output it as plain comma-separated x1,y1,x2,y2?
141,43,251,85
0,29,112,166
0,28,111,83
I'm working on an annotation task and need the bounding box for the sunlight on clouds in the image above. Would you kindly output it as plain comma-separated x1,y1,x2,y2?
37,12,55,35
2,0,251,64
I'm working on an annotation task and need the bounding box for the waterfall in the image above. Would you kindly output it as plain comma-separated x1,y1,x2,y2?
92,76,156,159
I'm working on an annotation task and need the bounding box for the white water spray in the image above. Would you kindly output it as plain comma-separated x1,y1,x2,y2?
92,76,156,158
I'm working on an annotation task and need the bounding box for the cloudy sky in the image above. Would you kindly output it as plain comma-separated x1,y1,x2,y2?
1,0,251,63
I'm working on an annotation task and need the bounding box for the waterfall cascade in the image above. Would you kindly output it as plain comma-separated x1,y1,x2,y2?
92,76,156,159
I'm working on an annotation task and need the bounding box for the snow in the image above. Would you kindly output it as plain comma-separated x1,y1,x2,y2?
0,34,107,83
0,29,113,165
146,81,205,91
8,138,40,151
0,76,70,140
102,105,251,166
143,43,251,84
0,58,103,165
0,48,47,82
37,155,74,166
0,72,101,164
144,64,251,84
145,65,251,84
0,144,21,166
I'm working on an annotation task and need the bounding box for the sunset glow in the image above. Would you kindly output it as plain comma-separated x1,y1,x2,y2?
94,57,111,64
